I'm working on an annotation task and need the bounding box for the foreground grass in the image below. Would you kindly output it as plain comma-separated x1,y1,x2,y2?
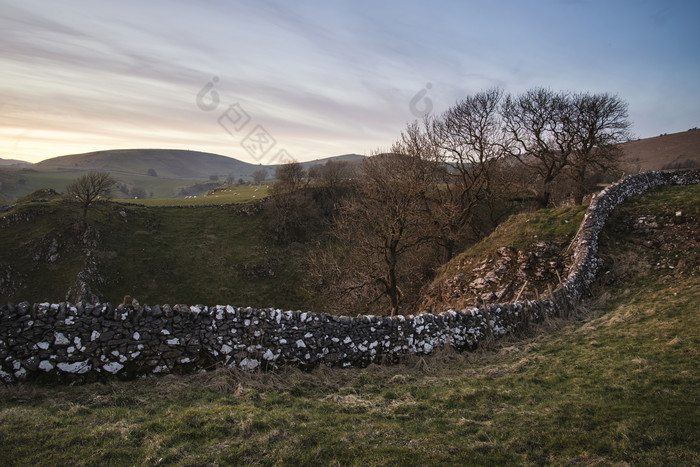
0,186,697,465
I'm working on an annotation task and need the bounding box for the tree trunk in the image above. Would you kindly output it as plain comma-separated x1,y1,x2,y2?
537,180,551,210
572,166,587,205
387,246,399,316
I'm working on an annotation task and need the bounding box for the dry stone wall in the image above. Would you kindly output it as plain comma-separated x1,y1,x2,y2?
1,170,698,383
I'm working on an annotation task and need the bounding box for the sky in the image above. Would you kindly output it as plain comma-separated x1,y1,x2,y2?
1,0,699,165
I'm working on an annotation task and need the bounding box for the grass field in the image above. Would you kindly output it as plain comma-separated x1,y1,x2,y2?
0,188,303,309
133,184,269,206
0,185,697,465
0,166,208,201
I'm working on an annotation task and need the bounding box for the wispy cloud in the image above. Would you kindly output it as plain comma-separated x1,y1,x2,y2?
1,0,699,163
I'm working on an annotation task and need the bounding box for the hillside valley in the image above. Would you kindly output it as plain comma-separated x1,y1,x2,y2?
0,149,363,203
0,183,698,464
0,191,310,309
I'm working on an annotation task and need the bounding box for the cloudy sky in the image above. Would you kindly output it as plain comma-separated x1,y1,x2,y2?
2,0,699,164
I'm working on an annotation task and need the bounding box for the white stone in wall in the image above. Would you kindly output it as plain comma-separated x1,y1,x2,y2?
65,316,75,325
161,329,170,335
240,358,259,370
296,339,306,348
54,332,70,345
102,362,124,374
343,336,352,344
263,349,275,360
167,338,180,345
220,344,233,354
37,342,49,350
91,330,100,341
38,360,53,371
133,332,140,340
57,360,90,374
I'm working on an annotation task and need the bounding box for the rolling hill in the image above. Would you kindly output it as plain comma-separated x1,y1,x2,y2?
0,158,32,168
0,150,365,202
35,149,262,180
621,128,700,172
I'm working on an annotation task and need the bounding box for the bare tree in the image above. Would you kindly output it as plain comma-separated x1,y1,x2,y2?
65,172,116,220
319,160,353,190
266,161,313,242
393,89,510,261
253,168,268,185
502,88,576,209
274,161,307,191
567,92,631,203
310,153,434,316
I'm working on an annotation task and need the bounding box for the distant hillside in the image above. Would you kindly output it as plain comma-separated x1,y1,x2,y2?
298,154,365,169
621,128,700,172
0,158,32,167
36,149,365,179
36,149,261,180
0,150,366,203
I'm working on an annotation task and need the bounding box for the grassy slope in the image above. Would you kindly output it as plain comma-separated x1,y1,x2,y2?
0,185,698,465
0,193,305,309
420,204,587,310
134,184,268,206
621,128,700,171
0,166,204,200
435,205,587,278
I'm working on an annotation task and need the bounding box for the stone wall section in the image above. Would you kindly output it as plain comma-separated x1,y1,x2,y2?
1,170,698,382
